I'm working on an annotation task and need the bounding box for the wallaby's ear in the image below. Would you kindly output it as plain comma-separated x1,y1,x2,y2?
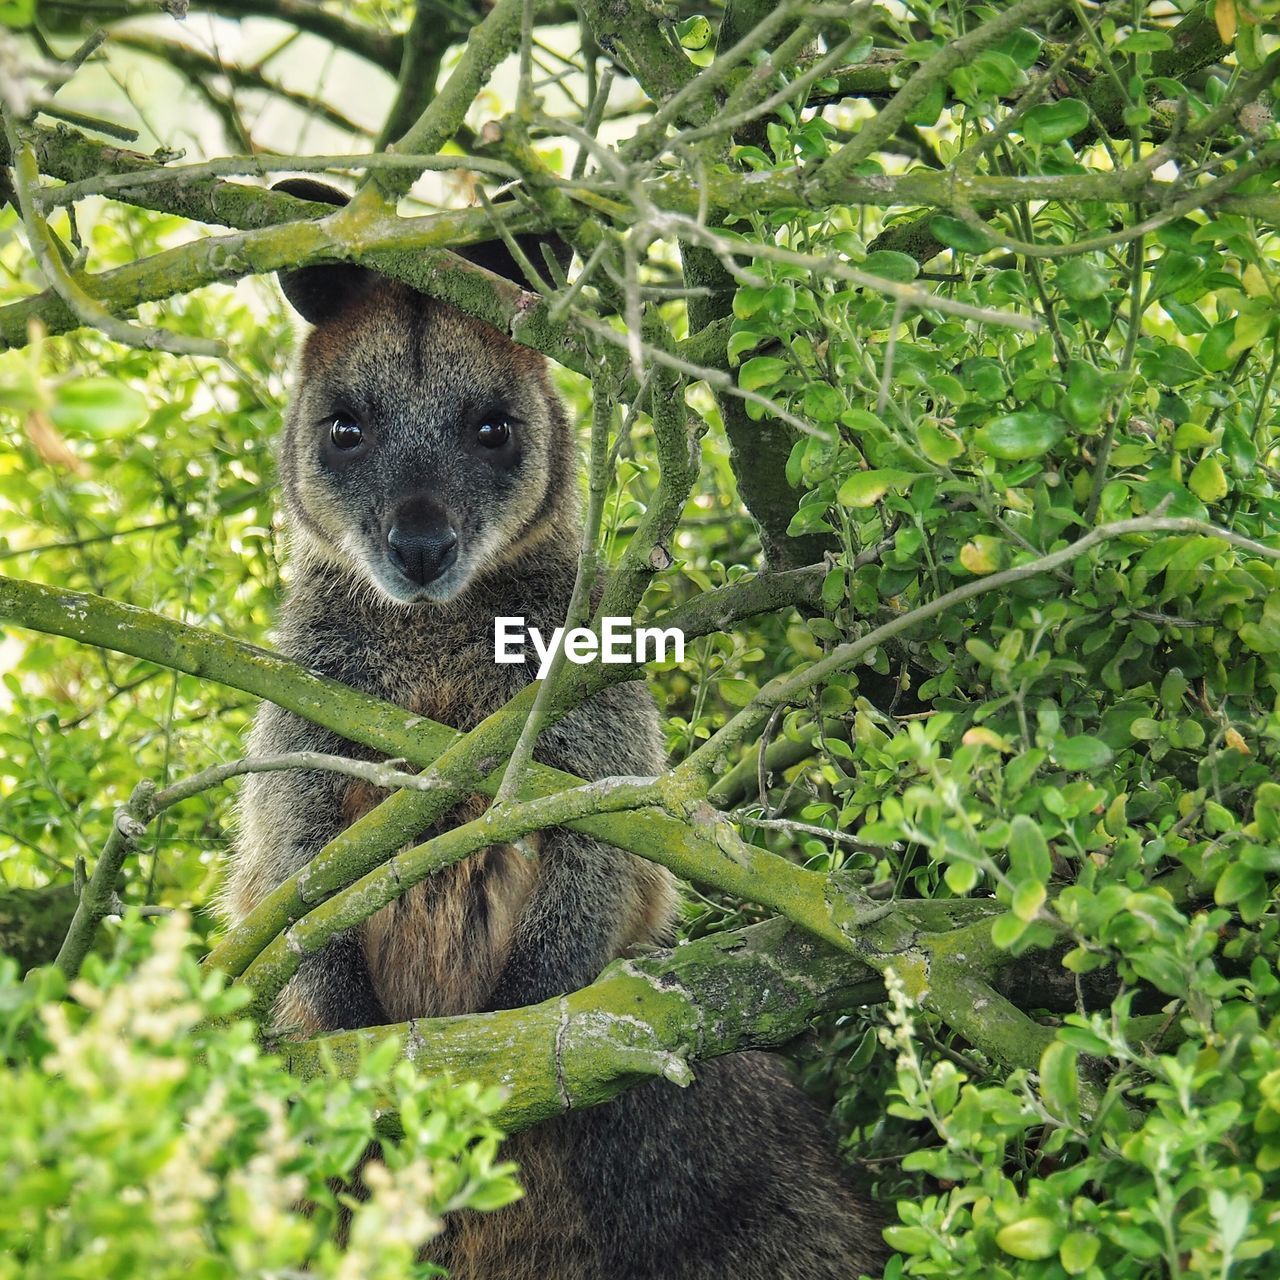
272,178,376,325
458,232,574,291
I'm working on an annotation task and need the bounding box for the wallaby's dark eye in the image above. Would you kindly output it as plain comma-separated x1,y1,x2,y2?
477,419,511,449
329,415,364,450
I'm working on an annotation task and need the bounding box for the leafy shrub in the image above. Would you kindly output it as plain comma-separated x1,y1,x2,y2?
0,914,520,1279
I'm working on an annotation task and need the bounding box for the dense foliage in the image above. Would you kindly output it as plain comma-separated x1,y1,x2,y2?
0,913,520,1279
2,1,1280,1277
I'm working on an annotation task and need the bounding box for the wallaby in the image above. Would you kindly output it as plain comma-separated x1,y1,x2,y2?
222,179,887,1280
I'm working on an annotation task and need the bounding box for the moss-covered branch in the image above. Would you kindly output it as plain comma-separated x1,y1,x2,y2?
280,894,1104,1129
9,134,1278,353
0,572,832,965
6,524,1261,1089
280,913,887,1133
237,772,664,1019
578,0,698,110
15,125,344,231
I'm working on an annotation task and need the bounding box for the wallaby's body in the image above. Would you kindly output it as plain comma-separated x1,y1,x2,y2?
224,184,886,1279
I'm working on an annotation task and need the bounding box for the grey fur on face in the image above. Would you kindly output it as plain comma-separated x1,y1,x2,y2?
281,281,574,606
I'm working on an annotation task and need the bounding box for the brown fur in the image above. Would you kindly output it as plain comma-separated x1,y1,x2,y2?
433,1128,598,1278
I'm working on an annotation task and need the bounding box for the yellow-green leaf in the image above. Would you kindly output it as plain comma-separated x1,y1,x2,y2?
997,1217,1059,1260
837,468,914,508
1060,1231,1099,1275
960,537,1002,574
1215,0,1237,43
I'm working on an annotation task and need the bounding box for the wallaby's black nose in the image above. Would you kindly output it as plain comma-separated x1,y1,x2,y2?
387,517,458,587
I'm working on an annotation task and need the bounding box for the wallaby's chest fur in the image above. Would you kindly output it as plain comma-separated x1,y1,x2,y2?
233,545,671,1034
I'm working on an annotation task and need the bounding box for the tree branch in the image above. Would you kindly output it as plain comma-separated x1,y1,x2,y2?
52,779,155,978
38,0,405,72
16,124,344,230
578,0,697,109
282,913,886,1131
374,0,527,200
2,111,223,356
109,33,375,139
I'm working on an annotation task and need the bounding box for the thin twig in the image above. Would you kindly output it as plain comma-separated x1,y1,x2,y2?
494,366,619,805
39,151,521,210
151,751,453,812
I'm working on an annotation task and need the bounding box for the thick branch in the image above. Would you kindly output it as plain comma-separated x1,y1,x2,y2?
280,896,1101,1128
17,124,343,230
578,0,698,108
0,572,830,957
280,914,886,1132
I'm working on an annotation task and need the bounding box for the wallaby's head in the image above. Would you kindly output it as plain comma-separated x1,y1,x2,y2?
273,180,575,606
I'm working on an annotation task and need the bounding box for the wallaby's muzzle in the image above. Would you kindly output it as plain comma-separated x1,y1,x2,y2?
386,498,459,588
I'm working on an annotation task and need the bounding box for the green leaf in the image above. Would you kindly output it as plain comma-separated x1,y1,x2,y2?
861,251,920,283
929,215,992,254
917,423,963,464
1052,735,1113,772
905,78,944,126
1040,1041,1080,1119
1012,879,1046,921
1060,1231,1100,1275
1057,258,1111,302
733,286,768,320
973,413,1064,460
1188,456,1228,503
738,356,789,392
997,1217,1059,1260
998,28,1043,68
1141,343,1204,387
1020,99,1089,144
837,468,915,508
991,912,1028,949
50,379,148,436
1009,815,1051,881
675,15,711,49
465,1178,525,1211
1215,861,1262,907
883,1225,934,1254
1063,360,1108,428
1120,30,1172,52
726,329,763,366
